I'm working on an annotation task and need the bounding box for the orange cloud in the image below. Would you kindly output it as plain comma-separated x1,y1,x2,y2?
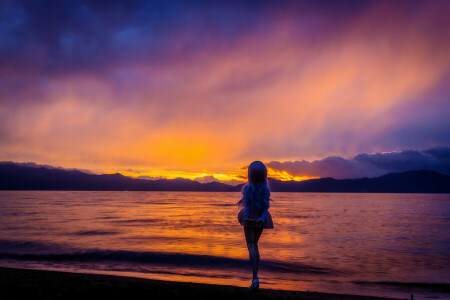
1,1,449,180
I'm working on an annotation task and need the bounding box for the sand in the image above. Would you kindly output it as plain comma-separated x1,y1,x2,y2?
0,267,402,300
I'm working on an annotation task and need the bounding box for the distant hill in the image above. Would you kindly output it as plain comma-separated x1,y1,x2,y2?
265,170,450,193
0,163,235,192
0,162,449,193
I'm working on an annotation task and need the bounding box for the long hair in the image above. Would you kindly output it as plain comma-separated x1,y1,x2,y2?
236,161,271,212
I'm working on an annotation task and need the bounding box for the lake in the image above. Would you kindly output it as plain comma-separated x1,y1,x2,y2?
0,191,449,299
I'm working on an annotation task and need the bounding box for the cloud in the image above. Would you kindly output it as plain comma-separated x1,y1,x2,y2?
0,1,449,176
266,147,450,179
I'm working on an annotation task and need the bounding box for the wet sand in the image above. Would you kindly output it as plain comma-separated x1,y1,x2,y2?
0,267,401,300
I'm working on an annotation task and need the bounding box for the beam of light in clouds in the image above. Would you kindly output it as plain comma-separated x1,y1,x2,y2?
0,1,449,180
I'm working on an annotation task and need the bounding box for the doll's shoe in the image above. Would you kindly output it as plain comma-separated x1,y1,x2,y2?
249,278,259,291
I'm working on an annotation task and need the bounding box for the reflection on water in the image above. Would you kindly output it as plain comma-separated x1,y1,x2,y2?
0,191,449,299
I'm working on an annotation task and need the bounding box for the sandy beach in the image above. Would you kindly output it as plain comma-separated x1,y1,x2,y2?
0,267,403,300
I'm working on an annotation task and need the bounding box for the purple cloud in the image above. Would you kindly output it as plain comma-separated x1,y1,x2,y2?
0,1,449,175
267,147,450,179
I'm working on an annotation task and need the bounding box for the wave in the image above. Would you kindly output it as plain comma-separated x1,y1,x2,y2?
72,230,119,236
111,218,164,224
353,281,450,293
0,239,331,275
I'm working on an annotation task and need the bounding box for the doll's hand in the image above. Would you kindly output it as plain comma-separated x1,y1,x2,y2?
256,219,263,227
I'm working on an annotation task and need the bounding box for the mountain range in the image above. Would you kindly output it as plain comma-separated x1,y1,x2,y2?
1,162,449,193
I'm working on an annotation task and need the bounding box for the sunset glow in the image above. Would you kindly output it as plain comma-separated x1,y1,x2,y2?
0,2,449,297
267,168,320,182
0,1,449,181
115,168,246,185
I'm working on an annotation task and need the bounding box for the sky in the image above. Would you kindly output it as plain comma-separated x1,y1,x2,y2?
1,0,449,183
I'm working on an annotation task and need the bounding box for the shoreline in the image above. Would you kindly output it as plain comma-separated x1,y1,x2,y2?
0,267,401,300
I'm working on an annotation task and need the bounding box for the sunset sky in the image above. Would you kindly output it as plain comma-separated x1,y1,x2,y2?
1,0,449,184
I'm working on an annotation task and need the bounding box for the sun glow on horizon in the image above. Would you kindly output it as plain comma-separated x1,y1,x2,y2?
105,168,246,185
102,166,320,184
267,168,320,182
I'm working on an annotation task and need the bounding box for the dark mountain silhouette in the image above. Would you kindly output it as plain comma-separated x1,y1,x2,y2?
1,162,449,193
264,170,450,193
0,163,235,192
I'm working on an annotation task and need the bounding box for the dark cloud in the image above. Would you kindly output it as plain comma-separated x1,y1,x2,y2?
1,0,445,104
0,0,260,76
0,1,448,174
0,0,380,77
267,147,450,179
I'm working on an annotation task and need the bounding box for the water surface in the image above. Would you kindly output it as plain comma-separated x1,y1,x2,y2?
0,191,449,299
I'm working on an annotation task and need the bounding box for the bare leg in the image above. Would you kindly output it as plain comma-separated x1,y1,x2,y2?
247,242,258,280
254,242,260,275
253,227,263,277
244,226,264,282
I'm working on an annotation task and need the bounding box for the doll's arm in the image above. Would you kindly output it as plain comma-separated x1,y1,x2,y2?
244,207,250,217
